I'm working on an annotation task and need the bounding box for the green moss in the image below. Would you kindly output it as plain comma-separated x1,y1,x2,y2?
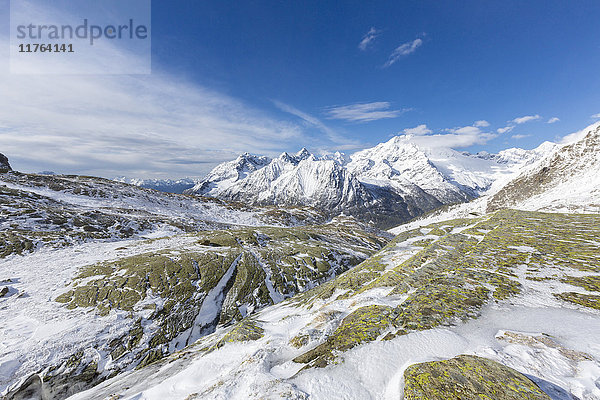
293,209,600,369
213,319,264,349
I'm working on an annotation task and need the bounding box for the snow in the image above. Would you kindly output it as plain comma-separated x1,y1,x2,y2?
66,302,600,400
0,235,201,394
172,254,241,351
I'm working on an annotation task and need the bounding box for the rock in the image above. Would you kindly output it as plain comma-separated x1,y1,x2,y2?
403,354,552,400
5,374,46,400
0,153,12,172
213,319,264,349
0,286,9,297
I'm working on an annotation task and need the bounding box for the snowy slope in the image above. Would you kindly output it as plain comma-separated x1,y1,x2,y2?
0,218,387,397
488,122,600,213
0,170,328,261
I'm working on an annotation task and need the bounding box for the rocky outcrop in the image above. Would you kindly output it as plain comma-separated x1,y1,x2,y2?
403,355,552,399
0,153,12,172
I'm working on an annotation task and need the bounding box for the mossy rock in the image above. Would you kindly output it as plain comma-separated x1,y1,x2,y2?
554,292,600,310
560,275,600,292
289,334,310,349
213,319,264,349
293,305,397,367
403,355,552,400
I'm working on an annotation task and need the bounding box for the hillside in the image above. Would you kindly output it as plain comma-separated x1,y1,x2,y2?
47,209,600,400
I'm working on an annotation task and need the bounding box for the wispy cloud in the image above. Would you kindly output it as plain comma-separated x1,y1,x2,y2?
496,114,541,135
383,38,423,67
497,126,515,134
358,27,380,51
591,113,600,119
473,120,490,127
273,100,357,147
512,114,541,124
398,122,496,148
0,9,322,182
511,134,531,140
403,124,432,135
0,69,309,178
547,117,560,124
325,102,407,123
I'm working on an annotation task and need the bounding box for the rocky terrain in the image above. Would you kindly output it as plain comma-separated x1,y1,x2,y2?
32,209,599,400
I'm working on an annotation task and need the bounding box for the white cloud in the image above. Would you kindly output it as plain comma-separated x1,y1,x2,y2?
358,27,380,51
511,134,531,140
1,22,351,180
497,126,515,134
473,120,490,127
0,70,313,178
547,117,560,124
403,124,432,135
591,113,600,119
398,122,496,148
448,126,482,135
496,114,541,136
512,114,541,124
383,38,423,67
325,102,406,123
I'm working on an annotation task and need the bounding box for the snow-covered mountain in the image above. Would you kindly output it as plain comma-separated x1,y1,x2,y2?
488,122,600,213
186,138,552,228
389,123,599,235
114,177,196,194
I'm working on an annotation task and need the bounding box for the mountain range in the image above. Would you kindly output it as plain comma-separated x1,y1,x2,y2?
184,136,554,228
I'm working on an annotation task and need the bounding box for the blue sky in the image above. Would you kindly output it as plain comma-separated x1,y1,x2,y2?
1,0,600,178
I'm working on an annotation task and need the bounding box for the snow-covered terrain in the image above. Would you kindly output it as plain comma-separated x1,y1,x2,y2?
2,123,599,400
62,209,600,400
389,122,600,235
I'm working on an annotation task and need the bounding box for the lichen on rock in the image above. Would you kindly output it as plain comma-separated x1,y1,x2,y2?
403,355,552,400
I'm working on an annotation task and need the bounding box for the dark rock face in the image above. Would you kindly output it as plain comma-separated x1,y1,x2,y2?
0,153,12,172
403,355,553,400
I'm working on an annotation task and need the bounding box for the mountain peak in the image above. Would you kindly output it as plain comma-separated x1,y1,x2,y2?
296,147,311,160
0,153,12,172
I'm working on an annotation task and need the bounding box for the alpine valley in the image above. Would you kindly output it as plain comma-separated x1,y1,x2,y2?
1,123,600,400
